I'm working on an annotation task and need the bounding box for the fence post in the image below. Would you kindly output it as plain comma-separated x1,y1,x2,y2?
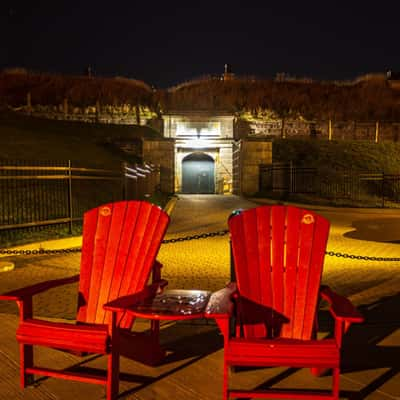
328,119,333,141
144,164,152,198
289,161,294,194
27,92,32,114
67,160,73,234
136,164,143,199
382,172,385,208
375,121,380,143
133,170,138,200
121,162,127,200
63,98,68,115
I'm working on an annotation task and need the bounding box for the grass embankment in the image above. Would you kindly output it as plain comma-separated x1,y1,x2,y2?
0,111,160,166
0,71,154,109
270,139,400,207
3,70,400,120
0,112,167,246
273,139,400,173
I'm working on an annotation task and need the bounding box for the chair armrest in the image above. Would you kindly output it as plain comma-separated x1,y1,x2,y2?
0,274,80,301
205,282,237,319
320,285,364,323
103,280,168,313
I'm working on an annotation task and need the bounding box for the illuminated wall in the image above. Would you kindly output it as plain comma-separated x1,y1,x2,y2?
163,113,234,193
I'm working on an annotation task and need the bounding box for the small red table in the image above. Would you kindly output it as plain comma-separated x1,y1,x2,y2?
104,286,235,365
126,289,212,321
105,289,214,365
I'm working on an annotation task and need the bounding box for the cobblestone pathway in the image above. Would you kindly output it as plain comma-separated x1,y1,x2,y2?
0,195,399,319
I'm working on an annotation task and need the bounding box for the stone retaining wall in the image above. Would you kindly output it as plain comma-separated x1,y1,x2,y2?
235,139,273,196
237,119,400,142
142,139,175,193
18,103,400,143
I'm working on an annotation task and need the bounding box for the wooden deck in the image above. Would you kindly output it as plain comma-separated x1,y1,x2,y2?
0,313,398,400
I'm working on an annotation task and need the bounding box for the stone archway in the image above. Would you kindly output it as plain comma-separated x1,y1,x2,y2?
181,152,215,194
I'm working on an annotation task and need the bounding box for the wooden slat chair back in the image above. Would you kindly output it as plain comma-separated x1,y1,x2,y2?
0,200,170,400
77,201,168,328
229,205,329,341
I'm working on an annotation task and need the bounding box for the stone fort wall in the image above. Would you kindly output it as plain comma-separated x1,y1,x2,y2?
16,101,400,143
237,119,400,142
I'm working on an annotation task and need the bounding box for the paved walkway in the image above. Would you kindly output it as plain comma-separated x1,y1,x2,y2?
0,195,399,399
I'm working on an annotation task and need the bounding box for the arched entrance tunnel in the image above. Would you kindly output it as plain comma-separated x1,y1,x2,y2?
181,152,215,194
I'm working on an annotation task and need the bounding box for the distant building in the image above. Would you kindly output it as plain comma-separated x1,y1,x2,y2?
221,64,235,81
387,70,400,89
162,110,235,194
387,70,400,80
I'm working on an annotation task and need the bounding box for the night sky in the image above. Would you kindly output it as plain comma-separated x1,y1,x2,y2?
1,0,400,88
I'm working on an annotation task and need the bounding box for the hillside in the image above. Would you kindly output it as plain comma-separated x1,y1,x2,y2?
0,70,154,108
3,110,399,178
162,77,400,120
0,111,161,167
273,139,400,173
2,70,400,122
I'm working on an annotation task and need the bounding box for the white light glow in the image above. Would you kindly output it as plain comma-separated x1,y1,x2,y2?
186,139,210,148
176,122,221,137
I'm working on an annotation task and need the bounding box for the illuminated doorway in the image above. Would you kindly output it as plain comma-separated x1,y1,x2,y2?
181,153,215,194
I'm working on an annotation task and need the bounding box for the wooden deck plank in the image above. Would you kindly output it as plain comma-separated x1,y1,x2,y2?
1,312,400,399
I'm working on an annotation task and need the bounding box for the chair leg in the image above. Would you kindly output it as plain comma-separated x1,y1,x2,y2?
150,319,160,337
332,367,340,400
310,366,330,376
20,343,34,388
107,347,119,400
223,360,229,400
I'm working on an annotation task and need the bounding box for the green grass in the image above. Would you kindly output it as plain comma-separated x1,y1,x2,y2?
0,110,161,167
273,139,400,173
0,111,169,246
264,139,400,207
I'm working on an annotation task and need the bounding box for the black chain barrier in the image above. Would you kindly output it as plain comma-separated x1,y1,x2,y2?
162,229,229,244
325,251,400,262
0,248,82,255
0,230,399,261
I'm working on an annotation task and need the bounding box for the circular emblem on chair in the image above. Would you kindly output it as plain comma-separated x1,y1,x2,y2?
301,214,314,224
100,206,111,217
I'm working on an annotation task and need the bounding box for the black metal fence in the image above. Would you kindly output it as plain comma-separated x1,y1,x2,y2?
259,163,400,207
0,160,160,245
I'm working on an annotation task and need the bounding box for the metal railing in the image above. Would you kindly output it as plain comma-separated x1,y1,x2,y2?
0,160,160,244
259,163,400,207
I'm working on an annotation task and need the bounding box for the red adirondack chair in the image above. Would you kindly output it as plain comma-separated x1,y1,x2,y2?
0,200,170,400
206,205,363,400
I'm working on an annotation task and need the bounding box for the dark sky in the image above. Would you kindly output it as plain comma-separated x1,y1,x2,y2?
1,0,400,88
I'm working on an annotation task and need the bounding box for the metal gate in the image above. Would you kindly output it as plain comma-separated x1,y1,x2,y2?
181,153,215,194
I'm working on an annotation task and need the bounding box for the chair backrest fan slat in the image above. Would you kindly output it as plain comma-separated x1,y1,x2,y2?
229,205,329,341
76,201,169,328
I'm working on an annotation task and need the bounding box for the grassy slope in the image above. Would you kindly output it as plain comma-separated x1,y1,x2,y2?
3,71,400,121
3,112,399,174
0,111,161,168
273,139,400,173
2,112,399,174
0,112,167,245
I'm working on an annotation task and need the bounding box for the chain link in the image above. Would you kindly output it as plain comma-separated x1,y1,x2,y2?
162,229,229,244
325,250,400,262
0,248,82,255
0,230,230,255
0,230,399,262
